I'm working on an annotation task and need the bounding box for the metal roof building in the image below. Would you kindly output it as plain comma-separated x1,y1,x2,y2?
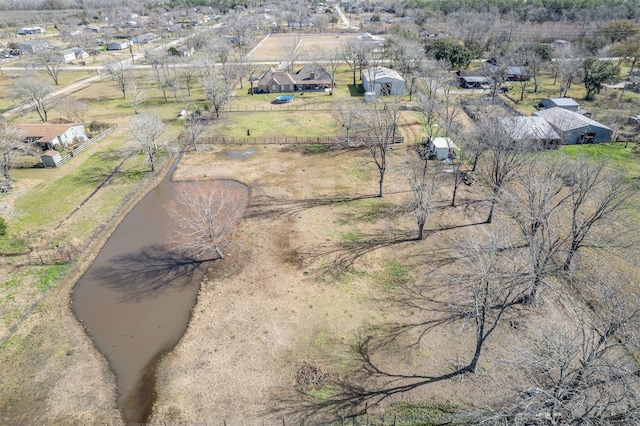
497,116,562,148
361,66,405,96
534,107,612,145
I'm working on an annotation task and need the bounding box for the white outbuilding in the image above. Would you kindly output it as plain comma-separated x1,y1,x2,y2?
361,66,405,96
429,137,459,160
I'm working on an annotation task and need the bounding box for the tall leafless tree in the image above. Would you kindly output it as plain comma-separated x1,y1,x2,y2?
13,76,55,122
357,97,402,198
127,112,167,172
34,50,63,85
560,158,636,270
400,150,444,240
202,75,232,119
167,183,248,259
0,120,30,182
476,119,534,223
106,60,132,99
57,95,88,123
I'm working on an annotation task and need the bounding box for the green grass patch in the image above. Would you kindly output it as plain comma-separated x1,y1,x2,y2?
340,199,396,224
341,228,363,243
32,264,71,291
375,257,411,291
387,402,457,425
301,143,330,154
308,384,338,401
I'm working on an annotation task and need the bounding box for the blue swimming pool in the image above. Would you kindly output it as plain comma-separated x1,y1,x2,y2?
273,95,294,104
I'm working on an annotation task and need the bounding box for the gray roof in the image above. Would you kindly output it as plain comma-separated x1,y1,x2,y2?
258,69,296,86
361,66,403,82
498,116,561,141
293,64,331,84
544,97,579,107
534,107,611,131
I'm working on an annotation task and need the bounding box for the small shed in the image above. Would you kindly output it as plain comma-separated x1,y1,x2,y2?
429,137,460,160
106,40,130,50
538,97,579,111
41,150,62,167
534,107,612,145
361,66,405,96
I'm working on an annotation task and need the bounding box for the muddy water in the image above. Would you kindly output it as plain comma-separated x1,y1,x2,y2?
72,178,248,423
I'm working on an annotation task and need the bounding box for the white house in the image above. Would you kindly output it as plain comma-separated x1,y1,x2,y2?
361,66,405,97
17,26,45,35
132,33,160,44
429,137,460,160
106,40,131,50
52,48,88,62
17,122,87,150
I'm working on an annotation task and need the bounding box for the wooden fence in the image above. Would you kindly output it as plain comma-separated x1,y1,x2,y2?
54,125,118,167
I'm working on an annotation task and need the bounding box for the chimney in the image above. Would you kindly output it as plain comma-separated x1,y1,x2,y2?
309,71,315,80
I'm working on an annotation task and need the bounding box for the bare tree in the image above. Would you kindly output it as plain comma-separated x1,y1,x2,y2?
34,51,63,85
202,75,232,119
167,183,248,259
476,119,534,223
13,76,55,122
281,35,301,72
560,158,636,270
342,39,363,85
128,80,145,114
497,272,640,425
400,150,444,240
0,120,31,183
127,112,168,172
554,46,585,97
107,60,133,99
334,101,364,145
357,97,402,197
451,230,530,374
182,101,206,151
502,156,570,302
57,95,88,123
179,55,198,97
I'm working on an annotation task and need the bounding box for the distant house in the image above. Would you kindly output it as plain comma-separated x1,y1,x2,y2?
171,45,194,57
420,25,442,39
456,70,490,88
534,108,612,145
52,48,88,62
361,66,405,96
16,122,87,150
538,97,580,111
17,26,45,35
132,33,160,44
106,40,131,50
504,66,531,82
257,64,333,94
18,40,49,53
497,116,562,149
357,32,385,51
429,137,460,160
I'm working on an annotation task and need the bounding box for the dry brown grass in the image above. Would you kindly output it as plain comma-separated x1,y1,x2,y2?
248,33,356,62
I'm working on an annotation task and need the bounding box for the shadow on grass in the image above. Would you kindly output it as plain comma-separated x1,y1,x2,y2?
247,192,380,219
348,84,364,97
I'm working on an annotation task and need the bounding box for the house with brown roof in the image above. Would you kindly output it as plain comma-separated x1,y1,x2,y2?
16,121,87,150
257,64,333,94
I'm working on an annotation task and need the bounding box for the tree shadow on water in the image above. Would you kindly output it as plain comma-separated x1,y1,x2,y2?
91,244,215,302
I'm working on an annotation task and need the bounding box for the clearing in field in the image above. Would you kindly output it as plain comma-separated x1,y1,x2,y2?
249,33,356,62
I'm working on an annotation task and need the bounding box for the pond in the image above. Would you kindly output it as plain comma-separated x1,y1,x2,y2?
72,177,249,423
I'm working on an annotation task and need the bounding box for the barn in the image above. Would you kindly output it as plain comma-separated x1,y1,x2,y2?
361,67,405,96
534,108,612,145
497,116,562,149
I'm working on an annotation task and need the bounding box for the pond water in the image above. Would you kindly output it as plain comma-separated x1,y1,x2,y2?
72,177,249,423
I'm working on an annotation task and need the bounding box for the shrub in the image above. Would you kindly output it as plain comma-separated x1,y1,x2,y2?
0,217,7,236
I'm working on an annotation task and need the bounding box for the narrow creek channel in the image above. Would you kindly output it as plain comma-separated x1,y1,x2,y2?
72,172,249,423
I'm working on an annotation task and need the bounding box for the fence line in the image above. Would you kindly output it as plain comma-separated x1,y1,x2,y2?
55,125,118,167
216,104,420,113
198,135,404,146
